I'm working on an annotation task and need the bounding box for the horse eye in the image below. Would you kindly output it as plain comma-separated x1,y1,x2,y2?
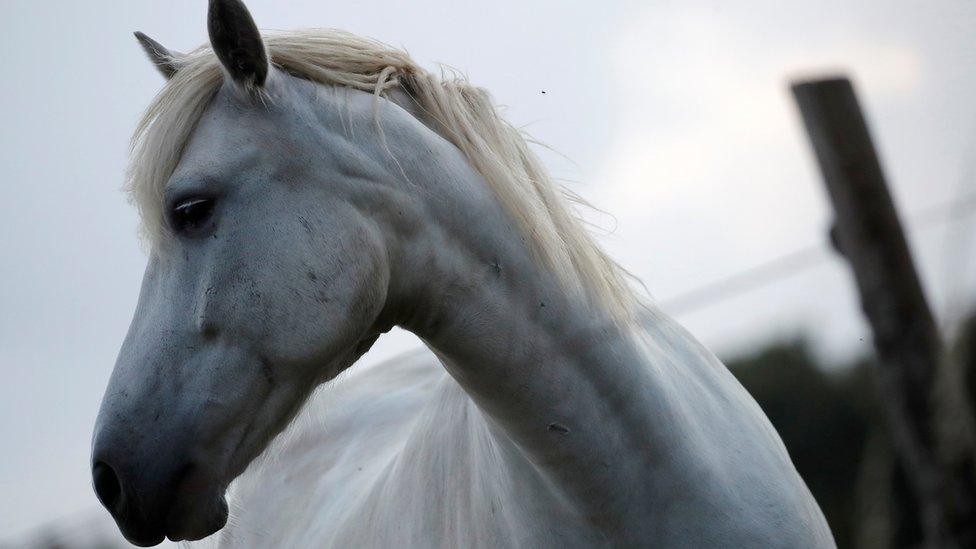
169,197,215,234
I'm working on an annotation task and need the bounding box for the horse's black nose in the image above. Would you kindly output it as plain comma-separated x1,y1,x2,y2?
91,458,166,546
92,461,122,511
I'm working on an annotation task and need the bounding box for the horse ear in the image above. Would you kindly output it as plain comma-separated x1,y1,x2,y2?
208,0,269,88
134,32,182,79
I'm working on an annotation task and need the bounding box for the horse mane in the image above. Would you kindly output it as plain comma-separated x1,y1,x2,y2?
127,29,641,324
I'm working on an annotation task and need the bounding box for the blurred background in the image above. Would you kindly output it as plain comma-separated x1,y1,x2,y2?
1,0,974,547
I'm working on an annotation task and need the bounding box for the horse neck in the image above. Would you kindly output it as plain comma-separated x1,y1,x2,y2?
377,120,679,538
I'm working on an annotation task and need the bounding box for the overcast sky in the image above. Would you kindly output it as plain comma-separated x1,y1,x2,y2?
2,0,975,543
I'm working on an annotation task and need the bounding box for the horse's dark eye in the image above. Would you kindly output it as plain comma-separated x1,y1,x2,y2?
169,197,215,234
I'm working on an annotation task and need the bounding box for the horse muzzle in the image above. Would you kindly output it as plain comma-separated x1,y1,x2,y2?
91,448,229,546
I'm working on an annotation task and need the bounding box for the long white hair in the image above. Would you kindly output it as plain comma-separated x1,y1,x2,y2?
127,29,641,324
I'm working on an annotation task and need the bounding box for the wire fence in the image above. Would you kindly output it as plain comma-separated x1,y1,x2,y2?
659,192,976,316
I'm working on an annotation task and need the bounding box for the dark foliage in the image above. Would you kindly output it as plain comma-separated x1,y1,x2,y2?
726,314,976,549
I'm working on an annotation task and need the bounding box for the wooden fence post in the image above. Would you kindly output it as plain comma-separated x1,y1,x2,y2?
791,76,976,548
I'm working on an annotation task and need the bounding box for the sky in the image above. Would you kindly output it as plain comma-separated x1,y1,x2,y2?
2,0,975,543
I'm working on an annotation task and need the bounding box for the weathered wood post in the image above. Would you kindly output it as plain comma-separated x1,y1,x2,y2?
791,76,976,548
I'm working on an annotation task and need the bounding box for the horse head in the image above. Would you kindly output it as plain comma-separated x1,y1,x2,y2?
91,1,412,543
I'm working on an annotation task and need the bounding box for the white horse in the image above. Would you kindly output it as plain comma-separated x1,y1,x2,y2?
92,1,834,547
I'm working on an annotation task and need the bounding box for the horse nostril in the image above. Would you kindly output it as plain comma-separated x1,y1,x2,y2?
93,461,122,511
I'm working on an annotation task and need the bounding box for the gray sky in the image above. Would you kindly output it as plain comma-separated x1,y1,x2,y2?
2,0,975,542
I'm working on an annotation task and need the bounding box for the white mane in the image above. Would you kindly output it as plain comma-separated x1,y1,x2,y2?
127,29,640,323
